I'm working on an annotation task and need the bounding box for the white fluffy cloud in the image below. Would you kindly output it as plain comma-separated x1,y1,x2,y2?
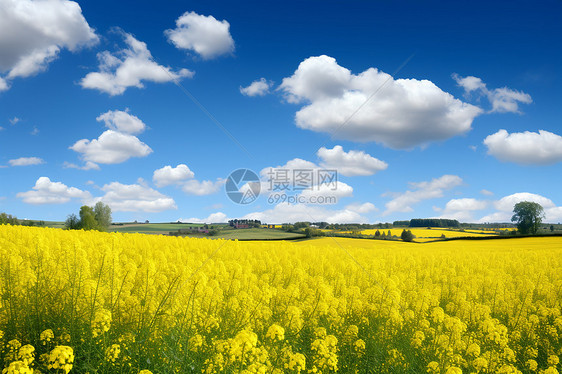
483,129,562,165
438,198,488,222
182,179,224,196
279,55,482,149
165,11,234,59
17,177,91,204
80,32,193,95
70,130,152,164
243,203,369,224
153,164,195,187
179,212,229,224
453,74,532,113
96,110,147,135
383,175,463,215
478,192,560,223
317,145,387,176
480,189,494,196
97,182,176,212
8,157,44,166
0,0,98,87
240,78,272,96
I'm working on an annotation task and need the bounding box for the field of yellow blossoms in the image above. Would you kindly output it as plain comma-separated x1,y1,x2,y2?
0,225,561,374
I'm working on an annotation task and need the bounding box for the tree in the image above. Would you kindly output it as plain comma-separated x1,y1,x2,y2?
374,229,381,237
512,201,544,235
94,202,112,231
65,213,81,230
550,225,554,232
79,205,98,230
401,229,415,242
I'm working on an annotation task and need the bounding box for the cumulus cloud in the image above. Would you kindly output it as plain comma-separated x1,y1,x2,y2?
97,182,176,212
317,145,387,176
240,78,272,96
17,177,91,204
478,192,560,223
96,109,147,135
438,198,488,222
8,157,44,166
279,55,482,149
453,74,532,113
80,32,193,95
483,129,562,165
153,164,195,187
165,11,234,59
383,175,463,215
179,212,228,224
182,179,225,196
243,203,369,224
0,0,98,88
70,130,152,164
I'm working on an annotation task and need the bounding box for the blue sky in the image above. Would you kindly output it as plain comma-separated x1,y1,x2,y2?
1,0,561,224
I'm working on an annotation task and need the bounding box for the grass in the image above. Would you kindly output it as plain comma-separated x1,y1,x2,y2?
109,223,216,234
214,228,305,240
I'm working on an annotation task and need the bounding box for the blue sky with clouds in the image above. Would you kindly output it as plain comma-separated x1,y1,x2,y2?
1,0,561,224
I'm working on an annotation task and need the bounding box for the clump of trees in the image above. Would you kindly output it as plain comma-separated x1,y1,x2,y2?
512,201,544,235
65,202,112,231
401,229,415,242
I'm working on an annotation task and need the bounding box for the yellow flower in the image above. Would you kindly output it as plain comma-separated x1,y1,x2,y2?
2,361,33,374
18,345,35,366
105,344,121,363
266,324,285,342
48,346,74,374
40,329,54,344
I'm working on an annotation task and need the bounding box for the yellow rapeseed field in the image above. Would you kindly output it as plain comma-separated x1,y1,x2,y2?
343,228,505,240
0,225,561,374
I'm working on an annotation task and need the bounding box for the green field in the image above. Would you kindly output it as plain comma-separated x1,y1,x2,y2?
214,228,305,240
109,223,211,234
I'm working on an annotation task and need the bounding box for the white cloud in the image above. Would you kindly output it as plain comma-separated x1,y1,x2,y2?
480,189,494,196
70,130,152,164
63,161,100,170
478,192,559,223
165,11,234,59
452,74,486,94
0,77,8,91
317,145,387,176
9,117,20,125
17,177,91,204
182,179,224,195
8,157,44,166
80,32,193,95
346,202,377,214
444,198,488,212
0,0,98,87
240,78,272,96
438,197,488,222
279,55,482,149
153,164,195,187
483,129,562,165
453,74,532,113
243,203,369,224
30,126,39,135
383,175,463,215
179,212,228,224
97,182,176,212
96,109,147,135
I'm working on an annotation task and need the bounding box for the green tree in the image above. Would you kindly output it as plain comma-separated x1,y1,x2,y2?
65,213,81,230
374,229,381,237
94,201,112,231
401,229,415,242
511,201,544,235
79,205,98,230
